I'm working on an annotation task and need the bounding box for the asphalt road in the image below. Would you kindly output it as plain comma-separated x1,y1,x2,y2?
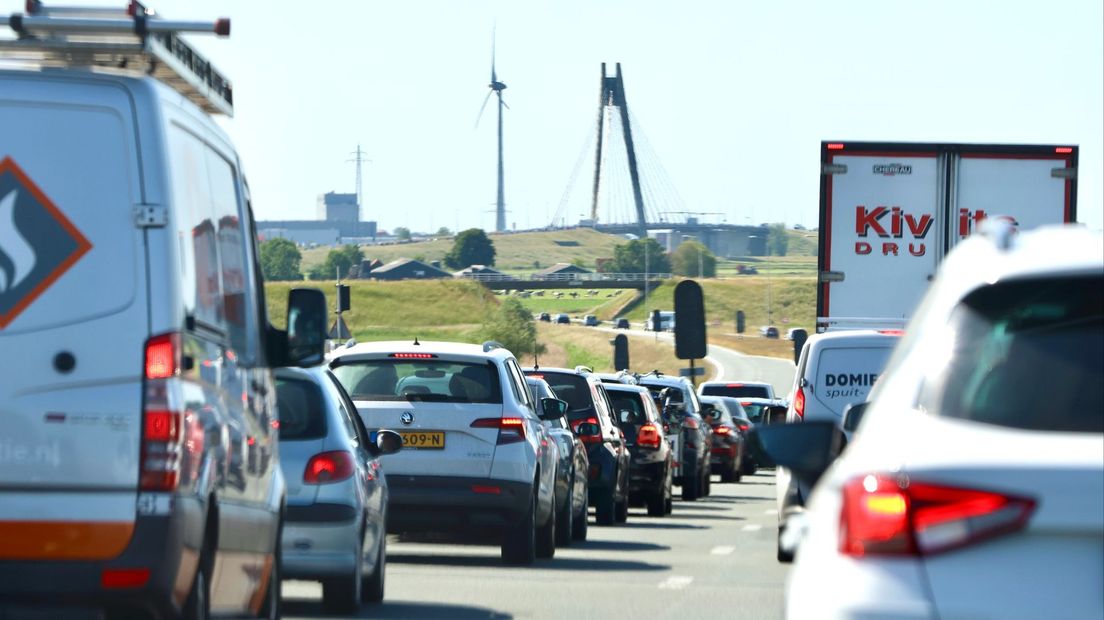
284,472,789,620
284,339,796,620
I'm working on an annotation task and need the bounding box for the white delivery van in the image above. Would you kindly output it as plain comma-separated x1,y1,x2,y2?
0,4,326,618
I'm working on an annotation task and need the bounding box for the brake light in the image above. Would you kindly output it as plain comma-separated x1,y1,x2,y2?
101,567,150,589
737,423,749,432
471,485,502,495
1055,147,1073,154
714,426,731,435
726,383,744,388
141,333,192,492
144,333,180,379
389,352,436,359
682,417,699,430
570,417,603,444
471,417,527,444
637,423,661,449
794,387,805,419
840,474,1036,557
527,373,545,380
303,451,355,484
877,329,904,336
826,143,845,150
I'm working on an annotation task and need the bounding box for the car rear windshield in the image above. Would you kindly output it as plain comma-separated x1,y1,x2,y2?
276,377,327,441
332,359,503,404
526,371,594,420
741,403,769,424
701,384,771,399
919,276,1103,433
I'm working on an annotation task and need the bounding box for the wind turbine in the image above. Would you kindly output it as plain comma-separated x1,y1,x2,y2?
476,34,508,233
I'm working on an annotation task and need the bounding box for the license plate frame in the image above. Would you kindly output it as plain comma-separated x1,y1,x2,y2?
397,430,446,449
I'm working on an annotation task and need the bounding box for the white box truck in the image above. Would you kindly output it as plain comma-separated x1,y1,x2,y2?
816,141,1078,332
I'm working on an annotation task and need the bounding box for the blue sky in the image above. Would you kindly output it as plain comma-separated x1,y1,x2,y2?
4,0,1102,232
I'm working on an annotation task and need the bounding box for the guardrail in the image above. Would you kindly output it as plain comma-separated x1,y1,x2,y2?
461,272,672,283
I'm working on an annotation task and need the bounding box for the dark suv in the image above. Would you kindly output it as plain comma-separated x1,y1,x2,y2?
524,367,631,525
637,373,712,501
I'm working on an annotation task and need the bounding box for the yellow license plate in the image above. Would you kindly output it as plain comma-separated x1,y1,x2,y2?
398,431,445,449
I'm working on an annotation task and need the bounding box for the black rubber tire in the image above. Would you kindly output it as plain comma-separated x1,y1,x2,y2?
646,490,666,516
777,528,794,563
502,489,537,565
614,496,629,523
555,487,573,547
702,470,712,497
183,554,210,620
681,469,700,501
572,492,589,541
322,528,363,614
664,496,673,514
595,491,616,526
362,531,385,603
536,495,556,559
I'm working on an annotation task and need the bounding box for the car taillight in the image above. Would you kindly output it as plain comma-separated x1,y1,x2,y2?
840,474,1036,558
713,426,731,436
737,423,749,432
682,417,699,430
637,423,661,449
141,333,196,492
794,387,805,419
303,451,355,484
570,417,603,445
471,417,527,444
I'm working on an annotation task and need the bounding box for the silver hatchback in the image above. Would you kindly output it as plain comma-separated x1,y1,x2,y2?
275,367,401,614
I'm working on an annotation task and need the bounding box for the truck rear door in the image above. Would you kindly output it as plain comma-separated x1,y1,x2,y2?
819,143,943,325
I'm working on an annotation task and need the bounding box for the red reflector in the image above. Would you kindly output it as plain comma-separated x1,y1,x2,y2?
471,485,501,495
144,410,180,442
214,17,231,36
389,353,436,359
826,143,845,150
144,333,179,379
1055,147,1073,154
303,451,356,484
738,423,749,432
101,568,150,589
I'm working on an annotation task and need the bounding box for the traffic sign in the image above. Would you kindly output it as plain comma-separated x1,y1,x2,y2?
679,367,705,377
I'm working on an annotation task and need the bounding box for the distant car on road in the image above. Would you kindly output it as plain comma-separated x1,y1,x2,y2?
584,315,600,327
760,326,780,338
614,318,630,329
699,381,776,401
276,367,402,613
538,312,551,322
555,313,571,324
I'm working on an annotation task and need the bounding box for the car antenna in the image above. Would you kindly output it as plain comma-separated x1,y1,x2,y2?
413,336,420,346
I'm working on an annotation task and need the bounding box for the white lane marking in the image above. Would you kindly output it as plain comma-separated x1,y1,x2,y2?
710,545,735,556
742,524,763,532
658,576,695,590
765,509,778,515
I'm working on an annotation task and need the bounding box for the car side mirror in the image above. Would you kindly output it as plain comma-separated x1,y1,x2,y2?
539,397,568,422
767,405,788,425
376,429,403,455
280,288,327,367
746,422,844,488
842,402,870,433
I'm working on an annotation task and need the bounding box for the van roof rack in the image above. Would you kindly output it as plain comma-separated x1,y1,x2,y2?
1,1,233,116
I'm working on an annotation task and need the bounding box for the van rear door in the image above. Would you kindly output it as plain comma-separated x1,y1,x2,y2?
0,75,146,513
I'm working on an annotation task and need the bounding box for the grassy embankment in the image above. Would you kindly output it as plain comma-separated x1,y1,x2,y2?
264,279,690,374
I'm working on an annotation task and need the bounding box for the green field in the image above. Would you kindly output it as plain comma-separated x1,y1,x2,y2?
510,289,635,318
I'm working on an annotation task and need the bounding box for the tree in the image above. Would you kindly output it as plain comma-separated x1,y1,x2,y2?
768,223,790,256
610,238,670,273
309,244,363,280
481,298,545,358
393,227,412,241
444,228,497,269
670,240,717,277
436,227,452,237
258,238,302,281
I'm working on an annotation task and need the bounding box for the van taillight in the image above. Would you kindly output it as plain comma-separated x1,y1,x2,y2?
471,417,527,444
794,387,805,419
636,423,661,449
140,333,199,492
304,451,355,484
571,417,603,444
144,333,180,379
839,474,1035,557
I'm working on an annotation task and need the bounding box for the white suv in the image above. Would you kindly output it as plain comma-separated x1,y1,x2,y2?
328,340,560,564
768,225,1103,619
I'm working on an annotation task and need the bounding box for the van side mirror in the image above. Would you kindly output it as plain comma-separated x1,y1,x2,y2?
539,397,568,422
746,422,844,488
842,402,869,432
284,288,327,367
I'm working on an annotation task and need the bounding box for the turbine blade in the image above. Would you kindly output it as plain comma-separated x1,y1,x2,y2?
475,90,493,128
490,24,497,82
500,96,510,111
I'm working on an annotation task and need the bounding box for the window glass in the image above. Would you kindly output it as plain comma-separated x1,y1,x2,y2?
701,384,772,399
332,359,503,404
169,126,220,329
506,360,531,408
918,276,1103,433
525,371,595,421
275,377,327,440
207,150,249,353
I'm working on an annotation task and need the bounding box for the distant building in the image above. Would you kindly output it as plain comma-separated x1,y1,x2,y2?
258,226,340,246
367,258,452,281
533,262,592,280
454,264,504,277
317,191,359,223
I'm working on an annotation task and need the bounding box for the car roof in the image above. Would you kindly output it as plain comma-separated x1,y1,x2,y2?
603,383,650,395
330,340,513,362
804,329,902,347
700,380,771,387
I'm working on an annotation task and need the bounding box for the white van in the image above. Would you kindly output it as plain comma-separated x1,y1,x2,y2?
0,5,325,618
644,311,675,332
774,329,900,561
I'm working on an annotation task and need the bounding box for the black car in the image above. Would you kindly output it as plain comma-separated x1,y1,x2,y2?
700,396,748,482
605,384,673,516
527,377,591,543
539,312,552,322
614,318,630,329
637,373,713,501
524,367,631,525
555,313,571,324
